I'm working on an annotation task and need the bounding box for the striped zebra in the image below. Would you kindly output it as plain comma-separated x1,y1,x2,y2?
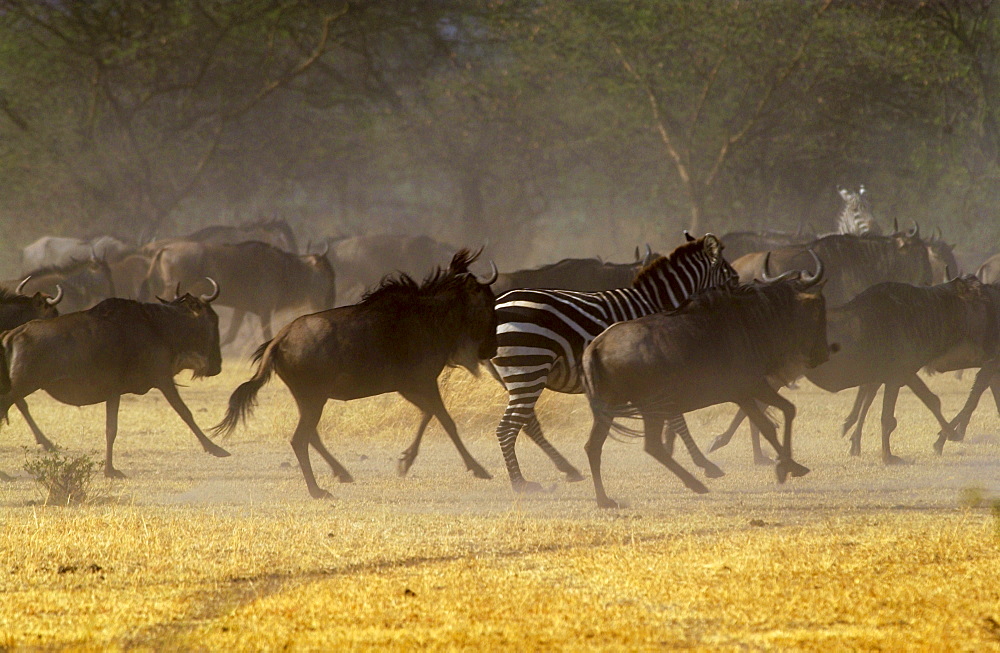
836,185,881,236
491,233,739,492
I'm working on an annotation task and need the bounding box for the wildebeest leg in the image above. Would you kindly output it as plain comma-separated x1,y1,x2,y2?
104,395,126,479
397,410,433,477
642,414,709,495
903,375,958,455
290,395,337,499
666,414,724,478
842,385,869,436
947,366,995,442
847,384,878,457
220,309,246,347
399,386,491,480
523,414,584,482
584,412,616,508
740,395,808,483
15,399,57,452
158,383,231,458
747,419,772,466
708,408,746,453
880,383,906,465
259,312,274,342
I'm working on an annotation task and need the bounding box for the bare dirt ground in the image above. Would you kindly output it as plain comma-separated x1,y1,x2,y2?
1,359,998,650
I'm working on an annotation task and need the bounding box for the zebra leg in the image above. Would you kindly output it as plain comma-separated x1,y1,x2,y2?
848,384,878,457
666,413,724,478
397,410,434,477
523,413,584,482
708,408,746,453
642,414,709,495
496,400,543,493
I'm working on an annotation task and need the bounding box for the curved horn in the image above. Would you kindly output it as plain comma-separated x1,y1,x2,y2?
318,240,329,257
46,284,63,306
760,252,798,283
16,276,30,295
933,226,942,241
477,260,499,285
174,283,181,300
908,220,920,238
305,239,312,254
201,277,220,303
893,218,899,233
798,249,825,288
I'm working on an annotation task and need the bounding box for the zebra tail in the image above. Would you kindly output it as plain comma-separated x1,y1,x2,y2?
212,339,276,437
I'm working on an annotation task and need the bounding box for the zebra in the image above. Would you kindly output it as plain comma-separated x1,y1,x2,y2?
836,185,881,236
490,232,739,492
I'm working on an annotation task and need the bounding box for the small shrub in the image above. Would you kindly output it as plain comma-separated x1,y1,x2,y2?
23,450,99,506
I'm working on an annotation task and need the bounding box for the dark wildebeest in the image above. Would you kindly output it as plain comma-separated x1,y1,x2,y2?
7,257,116,314
325,234,469,305
489,245,656,297
0,280,229,478
140,240,336,345
580,270,831,508
732,228,932,308
719,228,814,264
109,253,153,299
142,218,299,255
22,235,131,271
213,249,498,499
804,276,993,463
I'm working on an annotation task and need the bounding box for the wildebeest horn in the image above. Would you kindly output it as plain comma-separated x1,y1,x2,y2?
684,230,695,242
317,241,329,257
306,239,312,254
46,284,63,306
645,243,652,258
933,226,942,241
760,252,799,283
893,218,899,233
908,221,920,238
798,249,824,288
16,276,30,295
477,261,498,285
201,277,220,303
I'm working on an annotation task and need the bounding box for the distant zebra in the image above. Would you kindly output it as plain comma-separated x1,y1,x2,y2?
490,233,739,492
836,185,881,236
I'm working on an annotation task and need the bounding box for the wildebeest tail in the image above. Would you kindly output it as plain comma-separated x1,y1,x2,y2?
212,339,276,437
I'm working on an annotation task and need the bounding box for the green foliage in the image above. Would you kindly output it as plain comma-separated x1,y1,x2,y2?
23,450,99,507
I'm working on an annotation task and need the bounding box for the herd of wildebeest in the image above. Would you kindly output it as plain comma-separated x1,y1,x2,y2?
4,187,1000,507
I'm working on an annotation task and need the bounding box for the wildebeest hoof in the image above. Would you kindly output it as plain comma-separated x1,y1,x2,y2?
932,438,946,455
849,442,861,457
513,480,543,494
337,473,354,484
396,457,413,477
754,454,774,466
597,497,620,509
105,469,127,480
708,435,730,453
701,462,725,478
309,487,334,499
786,460,810,478
686,479,710,494
0,470,14,482
946,429,965,443
564,469,585,483
470,466,492,480
882,454,908,466
39,440,58,453
207,444,230,458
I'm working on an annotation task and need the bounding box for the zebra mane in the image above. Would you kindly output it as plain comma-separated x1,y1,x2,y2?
631,235,720,288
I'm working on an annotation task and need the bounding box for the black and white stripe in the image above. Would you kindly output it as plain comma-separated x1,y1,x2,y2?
491,234,738,490
836,185,880,236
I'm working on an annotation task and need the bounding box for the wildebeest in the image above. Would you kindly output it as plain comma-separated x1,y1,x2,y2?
489,245,656,297
109,253,153,299
142,218,299,255
720,228,814,264
325,234,468,305
22,235,131,271
7,257,116,314
804,276,993,463
0,280,229,478
213,249,499,499
732,229,932,308
140,240,336,345
580,270,831,508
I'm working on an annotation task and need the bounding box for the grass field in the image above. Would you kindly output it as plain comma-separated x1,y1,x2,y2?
1,357,999,650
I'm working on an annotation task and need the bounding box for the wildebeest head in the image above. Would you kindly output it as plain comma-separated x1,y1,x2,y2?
301,243,337,310
889,222,933,286
157,278,222,378
925,227,959,283
449,248,499,368
0,278,61,332
762,250,833,372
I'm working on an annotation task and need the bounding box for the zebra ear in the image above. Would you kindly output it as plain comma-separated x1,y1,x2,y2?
684,230,695,242
703,234,723,259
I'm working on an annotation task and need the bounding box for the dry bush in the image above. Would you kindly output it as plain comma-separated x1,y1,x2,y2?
23,450,98,506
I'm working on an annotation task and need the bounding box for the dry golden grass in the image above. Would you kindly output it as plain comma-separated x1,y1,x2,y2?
1,358,999,650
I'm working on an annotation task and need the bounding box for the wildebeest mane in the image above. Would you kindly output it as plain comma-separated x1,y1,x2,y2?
360,248,481,305
0,288,27,304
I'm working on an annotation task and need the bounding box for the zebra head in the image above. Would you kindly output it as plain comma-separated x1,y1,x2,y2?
836,185,881,236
